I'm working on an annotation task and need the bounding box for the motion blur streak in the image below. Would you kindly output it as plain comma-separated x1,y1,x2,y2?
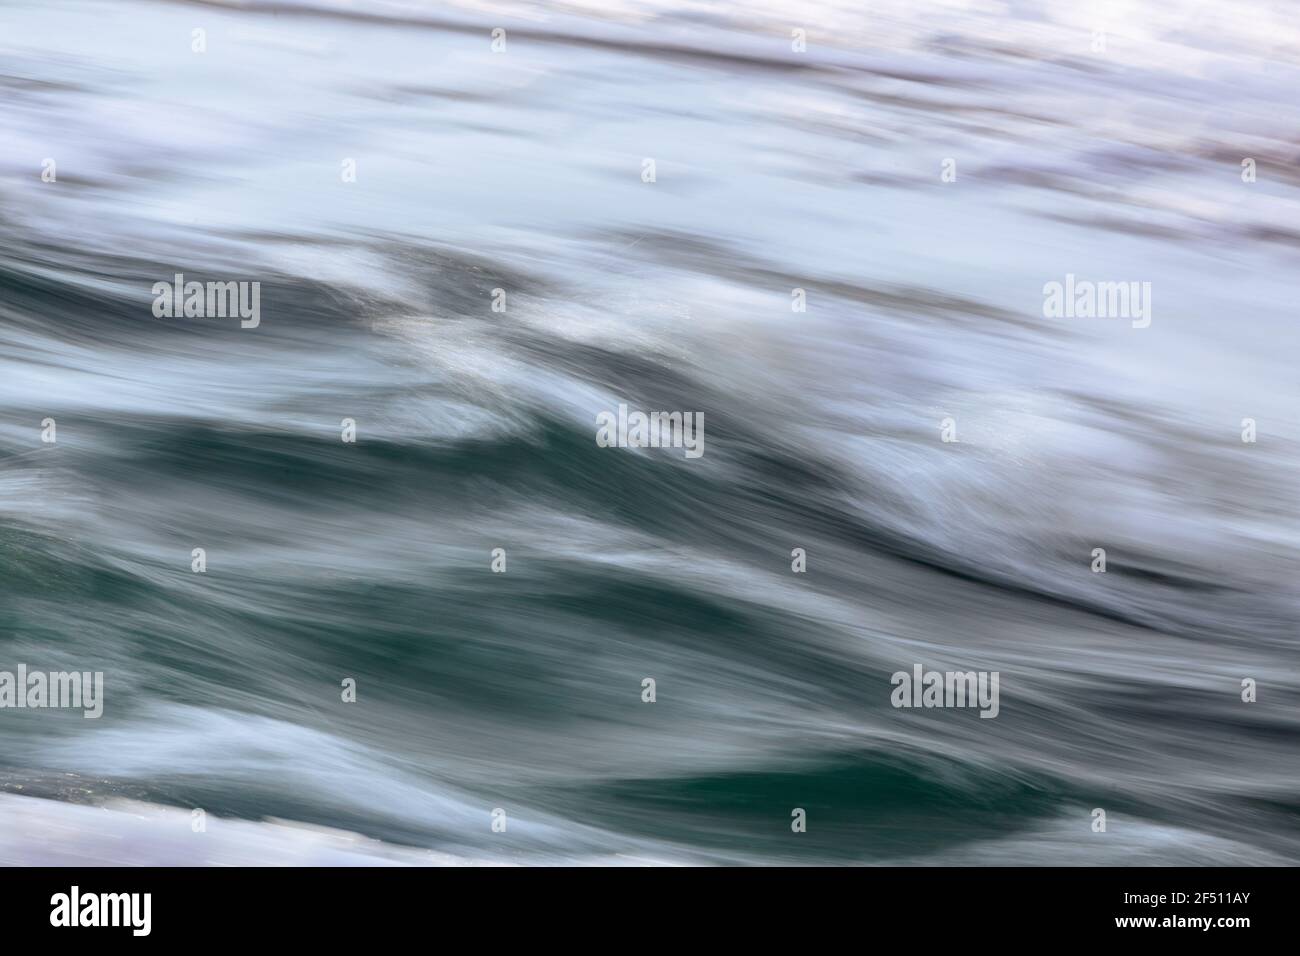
1,0,1298,864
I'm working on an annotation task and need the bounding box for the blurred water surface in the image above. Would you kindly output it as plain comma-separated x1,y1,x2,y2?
1,0,1298,864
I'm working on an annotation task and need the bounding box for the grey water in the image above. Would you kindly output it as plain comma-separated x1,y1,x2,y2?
1,0,1298,864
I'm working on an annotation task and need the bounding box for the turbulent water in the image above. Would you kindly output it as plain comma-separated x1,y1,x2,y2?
1,0,1298,865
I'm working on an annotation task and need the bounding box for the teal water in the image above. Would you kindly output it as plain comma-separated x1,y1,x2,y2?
1,0,1298,865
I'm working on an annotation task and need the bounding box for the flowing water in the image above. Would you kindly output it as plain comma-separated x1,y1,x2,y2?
1,0,1298,864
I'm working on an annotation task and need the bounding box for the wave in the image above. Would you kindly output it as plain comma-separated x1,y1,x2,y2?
2,0,1298,865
